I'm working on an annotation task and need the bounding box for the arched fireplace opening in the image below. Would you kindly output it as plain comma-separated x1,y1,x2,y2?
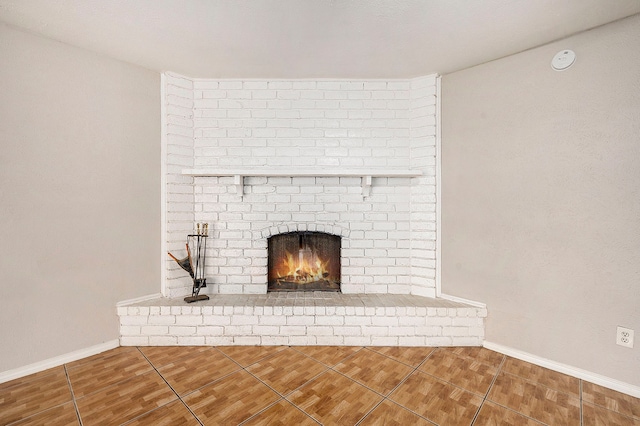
267,231,341,292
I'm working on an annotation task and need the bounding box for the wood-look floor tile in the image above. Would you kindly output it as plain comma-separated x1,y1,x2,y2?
288,370,383,425
216,345,286,367
0,366,72,425
76,370,177,426
583,402,640,426
157,347,241,396
359,400,435,425
367,346,435,367
474,401,544,425
292,346,362,366
123,400,200,426
139,346,211,369
242,400,320,425
487,371,580,425
183,370,280,425
583,381,640,420
9,401,80,426
441,346,505,368
389,370,483,425
418,349,498,395
246,348,327,395
501,356,580,397
334,348,414,395
66,347,152,398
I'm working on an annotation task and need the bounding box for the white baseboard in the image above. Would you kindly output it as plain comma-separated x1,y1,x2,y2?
483,341,640,398
439,293,487,308
0,339,120,384
117,293,163,306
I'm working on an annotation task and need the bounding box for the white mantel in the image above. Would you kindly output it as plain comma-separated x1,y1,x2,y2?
182,168,423,196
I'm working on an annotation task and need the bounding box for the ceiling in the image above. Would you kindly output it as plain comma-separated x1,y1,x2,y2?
1,0,639,79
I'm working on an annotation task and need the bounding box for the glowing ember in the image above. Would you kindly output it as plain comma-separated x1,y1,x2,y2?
275,246,331,284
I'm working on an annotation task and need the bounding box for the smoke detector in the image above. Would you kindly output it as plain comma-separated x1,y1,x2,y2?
551,50,576,71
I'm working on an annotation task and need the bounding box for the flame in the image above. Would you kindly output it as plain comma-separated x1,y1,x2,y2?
275,247,330,284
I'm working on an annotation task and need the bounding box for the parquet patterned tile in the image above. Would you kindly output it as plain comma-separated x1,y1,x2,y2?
242,400,320,425
292,345,363,366
334,348,414,395
183,369,280,425
359,399,435,425
246,347,328,395
139,345,212,368
157,347,241,395
4,345,640,426
288,370,383,425
0,366,72,425
389,370,483,425
216,345,286,367
123,400,200,426
487,371,581,425
583,402,640,426
441,346,505,368
501,356,580,397
9,401,80,426
473,400,544,425
583,381,640,420
66,346,152,398
367,346,435,367
418,348,498,395
75,369,177,425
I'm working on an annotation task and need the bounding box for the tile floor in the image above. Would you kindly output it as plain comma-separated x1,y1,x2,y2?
1,345,638,425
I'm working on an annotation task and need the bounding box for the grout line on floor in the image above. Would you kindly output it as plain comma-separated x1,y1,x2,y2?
63,364,83,426
134,347,204,426
580,379,584,426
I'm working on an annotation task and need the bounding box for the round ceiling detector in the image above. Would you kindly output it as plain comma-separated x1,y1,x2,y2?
551,50,576,71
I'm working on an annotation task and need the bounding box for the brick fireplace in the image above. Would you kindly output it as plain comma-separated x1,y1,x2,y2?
163,73,439,299
117,72,486,347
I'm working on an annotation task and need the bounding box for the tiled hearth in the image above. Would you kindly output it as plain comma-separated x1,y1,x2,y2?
118,293,486,346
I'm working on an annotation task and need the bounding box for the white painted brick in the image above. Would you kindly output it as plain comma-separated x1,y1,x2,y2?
307,326,333,336
169,326,197,336
176,315,203,326
371,336,399,346
287,316,315,326
206,336,234,345
177,336,206,345
120,325,140,336
197,326,224,336
261,336,289,345
315,316,345,326
398,336,426,346
141,325,169,335
149,336,178,345
279,325,306,335
234,336,262,345
289,335,318,345
120,336,149,346
120,316,148,326
230,315,259,325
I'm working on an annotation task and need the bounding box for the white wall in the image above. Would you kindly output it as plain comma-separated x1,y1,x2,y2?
0,24,160,372
442,15,640,386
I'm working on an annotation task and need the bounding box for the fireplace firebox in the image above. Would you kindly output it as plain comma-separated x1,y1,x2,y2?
267,231,340,292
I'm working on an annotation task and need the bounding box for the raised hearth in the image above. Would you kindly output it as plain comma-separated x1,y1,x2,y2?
118,293,486,347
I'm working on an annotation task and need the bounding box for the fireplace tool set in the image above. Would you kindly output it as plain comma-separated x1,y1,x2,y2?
168,223,210,303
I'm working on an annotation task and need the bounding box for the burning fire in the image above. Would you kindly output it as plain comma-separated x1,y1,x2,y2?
275,247,331,284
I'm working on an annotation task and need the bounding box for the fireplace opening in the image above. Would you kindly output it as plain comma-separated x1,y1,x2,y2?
268,231,341,292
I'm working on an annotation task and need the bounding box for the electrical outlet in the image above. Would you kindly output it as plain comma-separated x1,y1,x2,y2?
616,326,634,348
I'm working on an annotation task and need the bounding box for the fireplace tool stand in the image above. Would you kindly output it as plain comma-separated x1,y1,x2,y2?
168,223,210,303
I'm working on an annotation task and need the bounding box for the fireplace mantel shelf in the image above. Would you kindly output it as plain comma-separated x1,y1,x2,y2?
182,168,422,197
